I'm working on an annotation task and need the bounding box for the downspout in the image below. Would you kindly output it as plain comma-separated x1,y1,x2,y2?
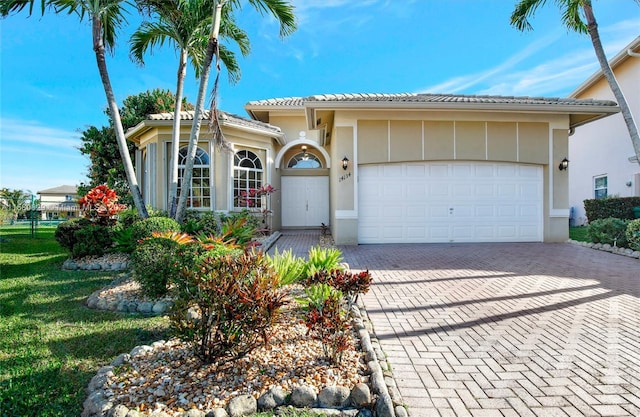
628,49,640,58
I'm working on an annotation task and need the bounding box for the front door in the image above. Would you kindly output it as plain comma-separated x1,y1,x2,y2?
281,176,329,227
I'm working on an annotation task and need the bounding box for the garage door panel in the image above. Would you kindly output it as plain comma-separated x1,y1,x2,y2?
358,162,542,243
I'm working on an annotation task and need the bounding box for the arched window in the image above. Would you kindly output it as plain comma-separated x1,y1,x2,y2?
178,146,211,208
287,151,322,169
234,150,263,209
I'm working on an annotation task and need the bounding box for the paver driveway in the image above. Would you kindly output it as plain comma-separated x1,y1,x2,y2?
339,243,640,417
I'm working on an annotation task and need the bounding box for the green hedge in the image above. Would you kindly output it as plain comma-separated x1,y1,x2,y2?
583,197,640,222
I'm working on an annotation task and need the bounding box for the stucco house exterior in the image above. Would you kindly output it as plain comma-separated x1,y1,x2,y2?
568,36,640,226
126,93,618,245
37,185,79,220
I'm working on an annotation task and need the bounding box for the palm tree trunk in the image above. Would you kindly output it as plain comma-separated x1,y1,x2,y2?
583,1,640,167
175,0,224,223
92,15,149,218
168,49,188,218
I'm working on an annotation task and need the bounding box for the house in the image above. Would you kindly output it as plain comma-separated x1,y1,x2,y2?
126,93,619,245
568,36,640,226
37,185,80,220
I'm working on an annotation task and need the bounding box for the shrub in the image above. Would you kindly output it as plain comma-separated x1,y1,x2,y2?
587,218,629,247
130,216,180,243
170,251,287,364
54,218,89,253
584,197,640,222
116,208,142,229
71,223,114,258
627,219,640,251
299,283,351,365
131,237,179,298
181,211,220,236
266,249,306,287
305,246,345,277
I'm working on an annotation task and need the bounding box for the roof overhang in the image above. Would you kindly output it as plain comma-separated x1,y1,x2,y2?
304,100,620,130
125,113,285,146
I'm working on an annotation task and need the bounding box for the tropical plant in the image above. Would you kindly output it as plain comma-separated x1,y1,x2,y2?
305,246,345,277
71,223,114,258
511,0,640,167
131,0,250,217
78,184,127,226
299,283,352,365
0,0,149,218
170,251,287,363
174,0,297,222
266,248,306,287
307,269,373,311
54,218,89,253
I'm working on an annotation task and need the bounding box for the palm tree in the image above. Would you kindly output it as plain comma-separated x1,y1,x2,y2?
0,188,32,224
131,0,250,218
1,0,150,218
174,0,296,222
511,0,640,168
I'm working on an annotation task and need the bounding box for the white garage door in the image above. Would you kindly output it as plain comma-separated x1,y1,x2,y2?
358,162,543,243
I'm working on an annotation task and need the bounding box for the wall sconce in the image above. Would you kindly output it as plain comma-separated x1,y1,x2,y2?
342,156,349,171
558,158,569,171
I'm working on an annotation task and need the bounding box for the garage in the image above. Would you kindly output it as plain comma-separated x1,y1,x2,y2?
358,161,543,244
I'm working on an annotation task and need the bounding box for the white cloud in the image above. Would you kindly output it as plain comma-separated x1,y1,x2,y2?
417,19,639,98
1,118,82,150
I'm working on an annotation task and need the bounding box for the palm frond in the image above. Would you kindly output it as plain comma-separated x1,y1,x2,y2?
510,0,548,31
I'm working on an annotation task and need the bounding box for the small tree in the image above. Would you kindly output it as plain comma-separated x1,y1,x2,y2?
0,188,32,224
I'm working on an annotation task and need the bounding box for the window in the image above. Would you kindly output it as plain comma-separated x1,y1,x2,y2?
287,151,322,169
65,195,73,201
234,150,263,209
594,175,608,199
178,146,211,208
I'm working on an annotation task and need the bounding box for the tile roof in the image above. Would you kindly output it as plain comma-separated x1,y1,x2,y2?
147,110,282,134
247,92,617,108
37,185,78,194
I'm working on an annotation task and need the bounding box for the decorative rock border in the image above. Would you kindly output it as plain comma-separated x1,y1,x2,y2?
82,291,405,417
568,239,640,260
85,273,173,315
63,254,131,271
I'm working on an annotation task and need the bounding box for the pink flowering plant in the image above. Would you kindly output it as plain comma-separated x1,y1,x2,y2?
236,184,277,234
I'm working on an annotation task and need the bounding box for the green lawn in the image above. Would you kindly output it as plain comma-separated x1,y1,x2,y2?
0,226,169,417
569,226,590,242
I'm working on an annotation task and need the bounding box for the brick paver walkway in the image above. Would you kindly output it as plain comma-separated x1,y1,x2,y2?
339,243,640,417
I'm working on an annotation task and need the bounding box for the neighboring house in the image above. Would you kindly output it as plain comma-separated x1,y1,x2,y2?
37,185,79,220
126,93,618,245
568,36,640,226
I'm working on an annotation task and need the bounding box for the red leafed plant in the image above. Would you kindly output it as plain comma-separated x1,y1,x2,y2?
78,184,127,225
300,283,352,365
308,269,372,311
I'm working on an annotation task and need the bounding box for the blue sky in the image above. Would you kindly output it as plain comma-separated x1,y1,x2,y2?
1,0,638,195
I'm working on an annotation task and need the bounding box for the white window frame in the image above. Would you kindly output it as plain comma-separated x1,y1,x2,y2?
233,149,264,210
178,146,212,209
594,175,608,200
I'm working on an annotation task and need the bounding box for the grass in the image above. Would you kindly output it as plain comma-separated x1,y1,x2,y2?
0,226,170,417
569,226,590,242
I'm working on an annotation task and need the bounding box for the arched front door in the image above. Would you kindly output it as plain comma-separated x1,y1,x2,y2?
281,147,329,228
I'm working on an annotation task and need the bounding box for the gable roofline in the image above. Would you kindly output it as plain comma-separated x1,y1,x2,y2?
569,36,640,98
37,185,78,195
126,110,285,145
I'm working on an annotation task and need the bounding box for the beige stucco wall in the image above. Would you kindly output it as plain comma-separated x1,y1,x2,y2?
331,126,358,245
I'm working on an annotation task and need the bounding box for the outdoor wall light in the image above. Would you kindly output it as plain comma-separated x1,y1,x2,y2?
342,156,349,170
558,158,569,171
